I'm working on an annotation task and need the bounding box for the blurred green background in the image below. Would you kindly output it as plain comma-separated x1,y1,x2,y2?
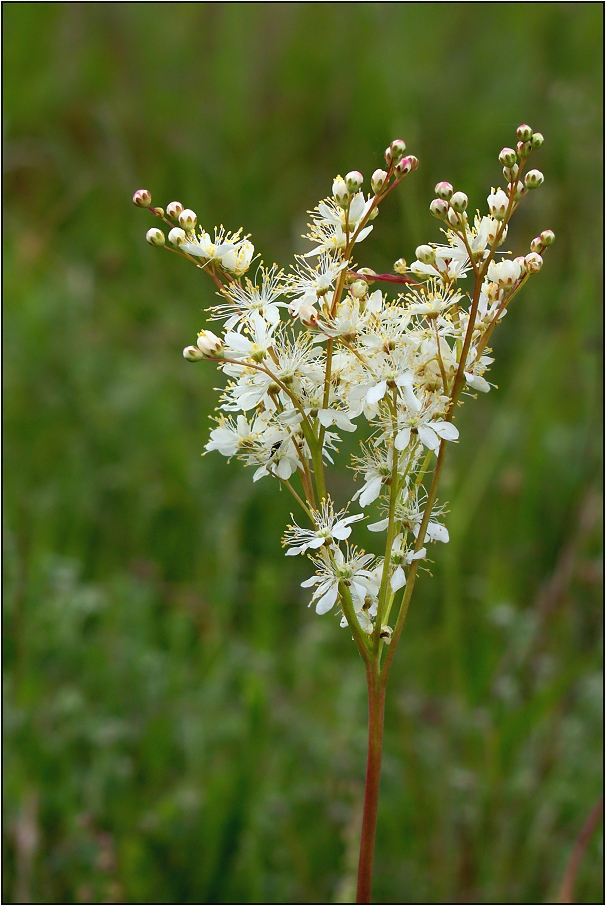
3,3,603,903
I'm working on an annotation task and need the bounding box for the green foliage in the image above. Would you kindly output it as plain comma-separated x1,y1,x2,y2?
4,3,602,902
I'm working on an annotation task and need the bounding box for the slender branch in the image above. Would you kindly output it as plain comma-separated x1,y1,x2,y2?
557,795,603,904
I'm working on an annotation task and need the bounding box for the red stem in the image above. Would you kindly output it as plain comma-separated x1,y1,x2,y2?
356,667,386,903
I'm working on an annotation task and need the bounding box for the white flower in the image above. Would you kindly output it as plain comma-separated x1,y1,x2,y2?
224,313,276,362
301,546,376,615
283,499,364,556
210,265,286,330
304,193,375,257
487,258,521,289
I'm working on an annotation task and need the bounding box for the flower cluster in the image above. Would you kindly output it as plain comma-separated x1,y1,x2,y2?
135,126,553,653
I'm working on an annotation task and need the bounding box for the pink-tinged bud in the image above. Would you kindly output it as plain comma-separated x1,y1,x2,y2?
434,181,453,200
183,345,204,362
502,164,519,183
146,227,165,247
389,139,407,161
345,170,363,192
166,201,184,220
179,209,197,230
297,303,319,327
524,169,544,189
406,155,418,170
450,191,468,212
196,330,224,357
525,252,543,273
516,124,533,142
371,168,388,193
516,140,532,158
514,256,528,276
429,198,449,219
529,236,543,253
168,227,187,246
394,258,407,274
415,244,435,265
357,267,377,284
531,132,544,149
513,180,528,202
133,189,152,207
540,229,555,246
499,148,517,167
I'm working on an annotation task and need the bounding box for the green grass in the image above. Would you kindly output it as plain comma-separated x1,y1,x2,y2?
3,3,603,902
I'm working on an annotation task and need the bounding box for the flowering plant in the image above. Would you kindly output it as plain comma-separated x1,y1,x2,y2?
134,124,553,903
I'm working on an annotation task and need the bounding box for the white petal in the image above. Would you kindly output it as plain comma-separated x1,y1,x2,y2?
390,566,406,593
367,518,389,532
417,424,440,451
431,420,459,441
426,522,449,543
366,381,387,405
359,476,383,507
395,426,411,451
354,225,373,243
316,584,339,615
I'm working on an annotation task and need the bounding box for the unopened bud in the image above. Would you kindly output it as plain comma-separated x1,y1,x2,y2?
502,164,519,182
133,189,152,207
529,236,543,253
415,244,435,265
514,256,528,276
389,139,407,162
525,252,543,273
429,198,449,219
379,625,393,644
197,330,224,357
450,191,468,212
371,168,388,193
146,227,165,247
166,201,184,220
540,229,555,246
487,188,509,220
524,169,544,189
516,124,533,142
498,148,517,167
168,227,187,246
394,258,407,274
447,208,464,227
183,345,204,362
350,280,368,299
332,175,350,206
531,132,544,149
357,267,377,284
516,141,532,158
179,209,197,231
434,181,453,199
345,170,363,192
297,303,319,327
513,180,528,202
153,207,165,218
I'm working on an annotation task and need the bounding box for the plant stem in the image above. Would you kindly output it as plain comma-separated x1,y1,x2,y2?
356,661,386,904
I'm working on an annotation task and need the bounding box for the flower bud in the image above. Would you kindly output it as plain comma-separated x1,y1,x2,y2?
357,267,377,284
524,169,544,189
179,209,197,231
197,330,224,357
525,252,543,273
502,164,519,182
531,132,544,149
514,256,528,276
146,227,165,247
345,170,363,192
166,201,184,220
379,625,393,644
430,198,449,219
389,139,407,161
513,180,528,202
297,303,319,327
332,175,350,206
168,227,187,246
183,345,204,362
450,191,468,212
529,236,543,253
516,124,533,142
415,244,435,265
405,155,418,171
516,141,532,158
447,208,464,227
434,181,453,200
133,189,152,207
350,280,368,299
371,169,388,193
394,258,407,274
540,229,555,246
499,148,517,167
487,188,509,220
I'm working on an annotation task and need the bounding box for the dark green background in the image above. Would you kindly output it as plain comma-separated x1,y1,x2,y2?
4,3,603,903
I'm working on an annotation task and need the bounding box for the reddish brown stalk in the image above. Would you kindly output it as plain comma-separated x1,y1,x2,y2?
557,795,603,903
349,270,421,286
356,665,386,904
